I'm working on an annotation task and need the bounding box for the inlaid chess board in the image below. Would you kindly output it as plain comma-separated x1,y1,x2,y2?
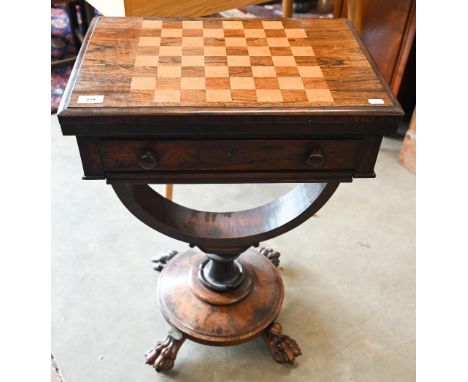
130,18,333,106
66,17,396,109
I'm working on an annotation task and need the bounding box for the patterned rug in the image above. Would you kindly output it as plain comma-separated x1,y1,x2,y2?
51,4,97,113
50,3,327,113
51,6,78,113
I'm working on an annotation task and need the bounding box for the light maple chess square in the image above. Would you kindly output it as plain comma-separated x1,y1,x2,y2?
272,56,296,66
284,29,307,38
130,77,156,90
305,89,334,102
247,46,271,56
159,46,182,56
182,55,205,66
204,46,227,56
277,77,304,90
157,66,181,78
161,29,183,37
256,89,283,102
203,29,224,38
181,77,206,90
291,46,315,56
227,56,251,67
205,66,229,77
206,89,232,102
225,38,247,47
182,37,204,47
244,29,266,38
262,21,284,30
252,66,276,77
183,20,203,29
298,66,324,77
223,21,244,29
142,20,162,29
154,90,180,102
135,55,158,67
267,38,289,47
139,37,161,47
230,77,255,90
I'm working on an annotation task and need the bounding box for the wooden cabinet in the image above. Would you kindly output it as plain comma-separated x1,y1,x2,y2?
334,0,415,116
87,0,274,17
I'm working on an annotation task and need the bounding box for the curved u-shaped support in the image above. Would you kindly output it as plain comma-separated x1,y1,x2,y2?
112,182,339,250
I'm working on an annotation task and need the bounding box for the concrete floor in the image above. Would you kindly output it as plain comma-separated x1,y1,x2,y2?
52,115,415,382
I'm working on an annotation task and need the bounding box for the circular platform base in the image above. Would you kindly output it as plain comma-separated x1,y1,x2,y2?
158,248,284,346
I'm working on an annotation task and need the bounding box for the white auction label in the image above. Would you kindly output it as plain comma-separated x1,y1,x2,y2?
368,98,385,105
77,95,104,104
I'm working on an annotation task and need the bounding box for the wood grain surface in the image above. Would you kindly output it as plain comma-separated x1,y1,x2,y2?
63,17,397,110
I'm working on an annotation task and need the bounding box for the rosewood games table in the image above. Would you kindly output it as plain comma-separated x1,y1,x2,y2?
58,16,403,372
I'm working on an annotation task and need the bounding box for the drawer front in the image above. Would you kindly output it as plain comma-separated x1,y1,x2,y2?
98,139,360,172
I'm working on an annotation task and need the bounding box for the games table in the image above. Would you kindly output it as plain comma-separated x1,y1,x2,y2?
58,16,403,372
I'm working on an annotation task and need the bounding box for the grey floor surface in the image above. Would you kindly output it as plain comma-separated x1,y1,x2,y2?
52,115,415,382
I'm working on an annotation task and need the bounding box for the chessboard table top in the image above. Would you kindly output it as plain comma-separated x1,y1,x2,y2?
58,17,403,136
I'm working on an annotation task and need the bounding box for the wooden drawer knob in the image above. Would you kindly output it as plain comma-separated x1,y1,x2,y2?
306,149,324,169
139,150,157,170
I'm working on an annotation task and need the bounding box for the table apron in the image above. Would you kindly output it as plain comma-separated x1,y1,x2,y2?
75,136,383,182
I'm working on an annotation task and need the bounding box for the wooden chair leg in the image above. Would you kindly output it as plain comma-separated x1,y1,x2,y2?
282,0,294,17
165,184,173,201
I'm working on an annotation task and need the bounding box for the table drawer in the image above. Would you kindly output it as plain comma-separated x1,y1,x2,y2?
98,139,360,172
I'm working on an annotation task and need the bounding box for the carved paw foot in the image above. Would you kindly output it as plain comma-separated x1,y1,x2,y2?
258,247,280,267
262,322,302,364
152,250,178,272
145,330,186,372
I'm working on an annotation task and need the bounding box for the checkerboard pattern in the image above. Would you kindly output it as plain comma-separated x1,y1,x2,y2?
129,19,334,106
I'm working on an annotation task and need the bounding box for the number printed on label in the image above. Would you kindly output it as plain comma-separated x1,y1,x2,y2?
78,95,104,104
